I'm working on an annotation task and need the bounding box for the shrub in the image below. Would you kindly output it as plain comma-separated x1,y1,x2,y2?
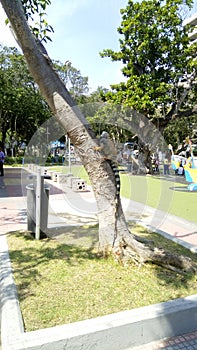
5,156,24,166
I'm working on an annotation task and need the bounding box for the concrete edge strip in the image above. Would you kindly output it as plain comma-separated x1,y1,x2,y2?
0,234,24,348
1,234,197,350
137,220,197,253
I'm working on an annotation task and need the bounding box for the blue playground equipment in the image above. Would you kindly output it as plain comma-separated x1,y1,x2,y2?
170,142,197,191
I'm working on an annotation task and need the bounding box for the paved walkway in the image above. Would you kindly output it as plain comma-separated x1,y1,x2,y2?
0,166,197,350
132,331,197,349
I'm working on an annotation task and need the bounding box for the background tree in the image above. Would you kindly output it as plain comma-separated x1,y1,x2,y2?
0,45,89,153
0,45,52,152
163,114,197,152
100,0,197,152
53,60,89,101
1,0,196,272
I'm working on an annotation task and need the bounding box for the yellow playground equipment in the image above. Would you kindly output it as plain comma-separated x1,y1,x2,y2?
184,157,197,191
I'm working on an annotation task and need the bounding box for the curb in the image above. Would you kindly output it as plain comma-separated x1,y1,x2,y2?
137,221,197,253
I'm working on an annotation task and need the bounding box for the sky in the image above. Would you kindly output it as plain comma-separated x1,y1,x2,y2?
0,0,128,92
1,0,197,92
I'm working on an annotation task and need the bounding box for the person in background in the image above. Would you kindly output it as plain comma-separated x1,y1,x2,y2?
163,155,170,175
0,147,5,176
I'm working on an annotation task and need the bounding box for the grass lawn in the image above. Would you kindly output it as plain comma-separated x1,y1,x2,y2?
7,225,197,332
50,164,197,223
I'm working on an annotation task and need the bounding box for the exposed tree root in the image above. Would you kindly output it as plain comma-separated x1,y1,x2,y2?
112,232,197,274
148,247,197,274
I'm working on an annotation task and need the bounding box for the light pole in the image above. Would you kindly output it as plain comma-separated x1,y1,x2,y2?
65,134,71,174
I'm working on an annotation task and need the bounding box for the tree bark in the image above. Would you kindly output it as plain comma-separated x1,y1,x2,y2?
1,0,129,253
1,0,196,273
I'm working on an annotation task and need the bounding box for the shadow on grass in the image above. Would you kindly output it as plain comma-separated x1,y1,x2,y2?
7,227,100,301
7,224,197,305
129,223,197,288
46,222,99,248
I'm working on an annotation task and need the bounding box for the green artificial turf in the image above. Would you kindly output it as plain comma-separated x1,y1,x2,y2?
50,164,197,223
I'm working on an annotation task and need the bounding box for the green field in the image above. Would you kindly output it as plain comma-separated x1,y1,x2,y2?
120,173,197,223
51,164,197,223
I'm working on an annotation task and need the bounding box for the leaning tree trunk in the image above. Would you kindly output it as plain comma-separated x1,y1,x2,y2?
1,0,129,253
2,0,196,273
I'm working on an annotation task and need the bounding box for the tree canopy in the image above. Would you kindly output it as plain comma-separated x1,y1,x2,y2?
100,0,197,148
53,60,89,100
0,44,90,151
0,45,52,148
